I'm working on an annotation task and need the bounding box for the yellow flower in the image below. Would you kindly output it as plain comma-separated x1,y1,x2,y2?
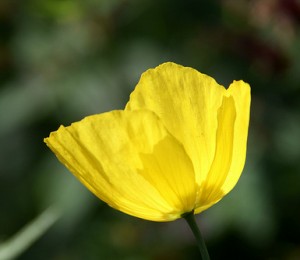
44,62,251,222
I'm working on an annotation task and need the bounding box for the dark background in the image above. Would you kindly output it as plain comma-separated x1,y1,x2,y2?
1,0,300,259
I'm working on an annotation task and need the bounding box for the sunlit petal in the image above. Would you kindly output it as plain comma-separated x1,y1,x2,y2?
194,81,250,214
126,62,226,186
223,81,251,193
45,110,196,221
195,96,236,213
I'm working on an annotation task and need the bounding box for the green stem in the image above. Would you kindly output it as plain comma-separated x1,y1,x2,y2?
182,211,210,260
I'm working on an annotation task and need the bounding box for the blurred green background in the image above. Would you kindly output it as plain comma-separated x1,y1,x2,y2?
1,0,300,259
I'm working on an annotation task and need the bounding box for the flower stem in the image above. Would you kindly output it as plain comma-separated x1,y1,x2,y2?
182,211,210,260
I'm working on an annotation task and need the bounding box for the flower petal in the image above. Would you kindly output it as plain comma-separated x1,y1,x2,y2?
126,62,227,186
44,110,196,221
195,96,236,213
222,80,251,193
194,82,250,213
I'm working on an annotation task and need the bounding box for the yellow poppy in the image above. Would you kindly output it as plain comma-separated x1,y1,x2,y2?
44,62,251,222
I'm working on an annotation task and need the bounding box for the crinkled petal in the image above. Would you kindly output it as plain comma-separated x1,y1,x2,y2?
126,62,226,186
44,110,196,221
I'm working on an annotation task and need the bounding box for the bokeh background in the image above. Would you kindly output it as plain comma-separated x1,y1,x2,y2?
1,0,300,259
